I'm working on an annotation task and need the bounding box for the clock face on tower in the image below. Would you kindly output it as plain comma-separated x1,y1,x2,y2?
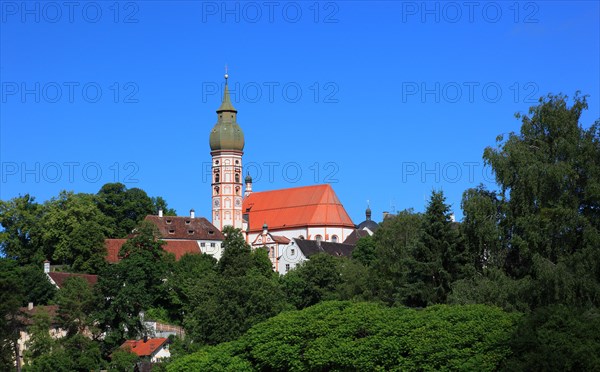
214,199,220,208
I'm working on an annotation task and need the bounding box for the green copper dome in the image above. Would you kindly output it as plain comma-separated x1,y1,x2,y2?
209,79,245,152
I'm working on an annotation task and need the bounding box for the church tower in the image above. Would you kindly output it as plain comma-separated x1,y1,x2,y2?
209,73,244,231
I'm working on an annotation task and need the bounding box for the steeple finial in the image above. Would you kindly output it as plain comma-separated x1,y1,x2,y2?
366,200,372,221
217,67,236,113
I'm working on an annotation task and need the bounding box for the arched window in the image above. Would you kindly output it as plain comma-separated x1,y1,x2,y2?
315,235,323,243
235,173,240,183
215,173,220,183
331,235,338,243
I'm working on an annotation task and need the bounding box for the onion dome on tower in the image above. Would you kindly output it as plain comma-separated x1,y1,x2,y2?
357,204,379,232
209,73,245,152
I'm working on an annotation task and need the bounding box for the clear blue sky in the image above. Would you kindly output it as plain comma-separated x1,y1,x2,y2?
1,1,599,223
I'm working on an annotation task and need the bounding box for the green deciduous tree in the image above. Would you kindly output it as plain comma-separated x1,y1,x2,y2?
170,301,519,372
24,309,55,364
56,277,95,337
40,191,112,273
484,92,600,277
0,194,44,265
96,183,155,238
351,235,376,266
94,221,173,352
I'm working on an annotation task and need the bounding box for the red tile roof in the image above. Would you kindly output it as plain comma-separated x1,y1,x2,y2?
243,184,354,232
144,215,224,240
120,338,168,357
105,239,202,263
271,235,291,244
47,272,98,288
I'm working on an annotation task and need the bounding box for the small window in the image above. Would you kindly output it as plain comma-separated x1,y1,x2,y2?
291,248,296,256
210,243,216,248
209,230,214,235
315,235,322,243
201,242,206,247
331,235,338,243
285,264,290,272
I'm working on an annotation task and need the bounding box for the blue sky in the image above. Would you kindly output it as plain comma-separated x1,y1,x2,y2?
1,1,599,224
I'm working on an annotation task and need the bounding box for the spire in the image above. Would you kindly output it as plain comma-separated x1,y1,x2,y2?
366,200,372,221
217,69,237,113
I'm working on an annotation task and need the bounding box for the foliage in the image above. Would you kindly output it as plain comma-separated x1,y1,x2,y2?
94,221,173,352
108,348,139,371
370,209,422,305
281,253,342,309
351,235,376,266
56,277,95,336
460,185,504,270
484,93,600,277
24,309,55,363
0,259,26,369
40,191,112,273
171,301,519,371
503,305,600,371
0,194,44,265
96,183,156,238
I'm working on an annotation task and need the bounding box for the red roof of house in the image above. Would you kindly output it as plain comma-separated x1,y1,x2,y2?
144,215,224,240
120,338,168,357
105,239,202,263
242,184,354,232
47,272,98,288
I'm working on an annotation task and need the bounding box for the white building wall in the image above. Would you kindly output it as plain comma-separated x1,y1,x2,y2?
246,226,353,246
151,345,171,363
277,240,308,274
197,240,223,260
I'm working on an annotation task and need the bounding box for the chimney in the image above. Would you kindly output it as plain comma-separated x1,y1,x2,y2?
190,209,195,219
143,335,148,343
28,302,33,310
43,260,50,273
262,223,268,236
158,208,163,218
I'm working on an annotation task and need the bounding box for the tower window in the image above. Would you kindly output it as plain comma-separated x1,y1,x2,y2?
235,173,240,183
215,174,220,183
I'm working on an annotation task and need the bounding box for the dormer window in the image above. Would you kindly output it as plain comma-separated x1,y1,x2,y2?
166,219,172,224
208,230,214,235
168,229,175,234
185,220,190,225
188,230,194,235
